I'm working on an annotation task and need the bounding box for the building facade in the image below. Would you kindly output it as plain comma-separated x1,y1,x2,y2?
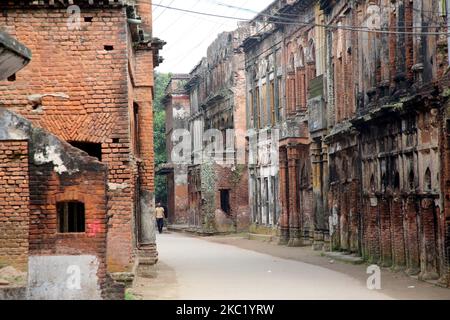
243,3,284,238
242,0,450,286
0,0,163,279
183,27,250,234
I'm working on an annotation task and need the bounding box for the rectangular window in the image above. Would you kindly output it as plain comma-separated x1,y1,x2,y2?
255,87,261,129
261,83,267,127
220,189,231,215
57,202,85,233
287,76,296,114
277,77,282,121
249,90,254,128
270,80,275,126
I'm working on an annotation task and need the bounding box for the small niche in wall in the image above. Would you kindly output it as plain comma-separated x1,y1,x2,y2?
104,45,114,51
84,16,93,22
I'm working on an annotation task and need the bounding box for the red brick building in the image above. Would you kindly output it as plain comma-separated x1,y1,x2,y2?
242,0,450,286
320,0,450,283
0,30,121,299
182,27,250,234
0,0,163,280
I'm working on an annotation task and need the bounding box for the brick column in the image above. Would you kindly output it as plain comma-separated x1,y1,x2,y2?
287,146,301,247
367,197,381,264
279,148,289,245
137,97,156,247
419,197,439,280
349,180,359,253
405,196,420,275
379,196,393,267
391,197,406,270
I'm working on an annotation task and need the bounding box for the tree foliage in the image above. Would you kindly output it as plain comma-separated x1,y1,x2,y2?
153,72,171,204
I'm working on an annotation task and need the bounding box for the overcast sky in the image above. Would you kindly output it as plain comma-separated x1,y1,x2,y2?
153,0,273,74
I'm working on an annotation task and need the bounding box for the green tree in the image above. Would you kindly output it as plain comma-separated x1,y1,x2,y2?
153,72,171,204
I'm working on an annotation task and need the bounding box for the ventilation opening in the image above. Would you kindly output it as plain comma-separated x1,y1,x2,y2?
220,189,231,215
112,138,120,144
57,202,85,233
84,16,93,22
104,45,114,51
69,141,102,161
7,74,16,82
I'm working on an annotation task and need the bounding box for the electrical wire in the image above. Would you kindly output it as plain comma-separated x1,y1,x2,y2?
152,3,450,36
154,0,177,22
164,0,252,70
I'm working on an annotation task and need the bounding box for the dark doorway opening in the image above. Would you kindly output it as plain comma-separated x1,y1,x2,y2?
220,189,231,215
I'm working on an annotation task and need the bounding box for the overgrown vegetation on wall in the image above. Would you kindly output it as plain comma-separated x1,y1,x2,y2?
153,72,171,204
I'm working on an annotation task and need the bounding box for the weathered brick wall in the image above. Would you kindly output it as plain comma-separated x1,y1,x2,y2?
28,161,109,294
215,164,249,232
0,108,111,298
0,6,149,272
0,141,29,271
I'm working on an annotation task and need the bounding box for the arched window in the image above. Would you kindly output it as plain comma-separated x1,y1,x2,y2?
394,171,400,190
307,39,316,64
287,53,296,113
424,168,432,191
370,174,376,193
307,39,317,81
57,201,85,233
289,53,295,73
297,46,305,68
